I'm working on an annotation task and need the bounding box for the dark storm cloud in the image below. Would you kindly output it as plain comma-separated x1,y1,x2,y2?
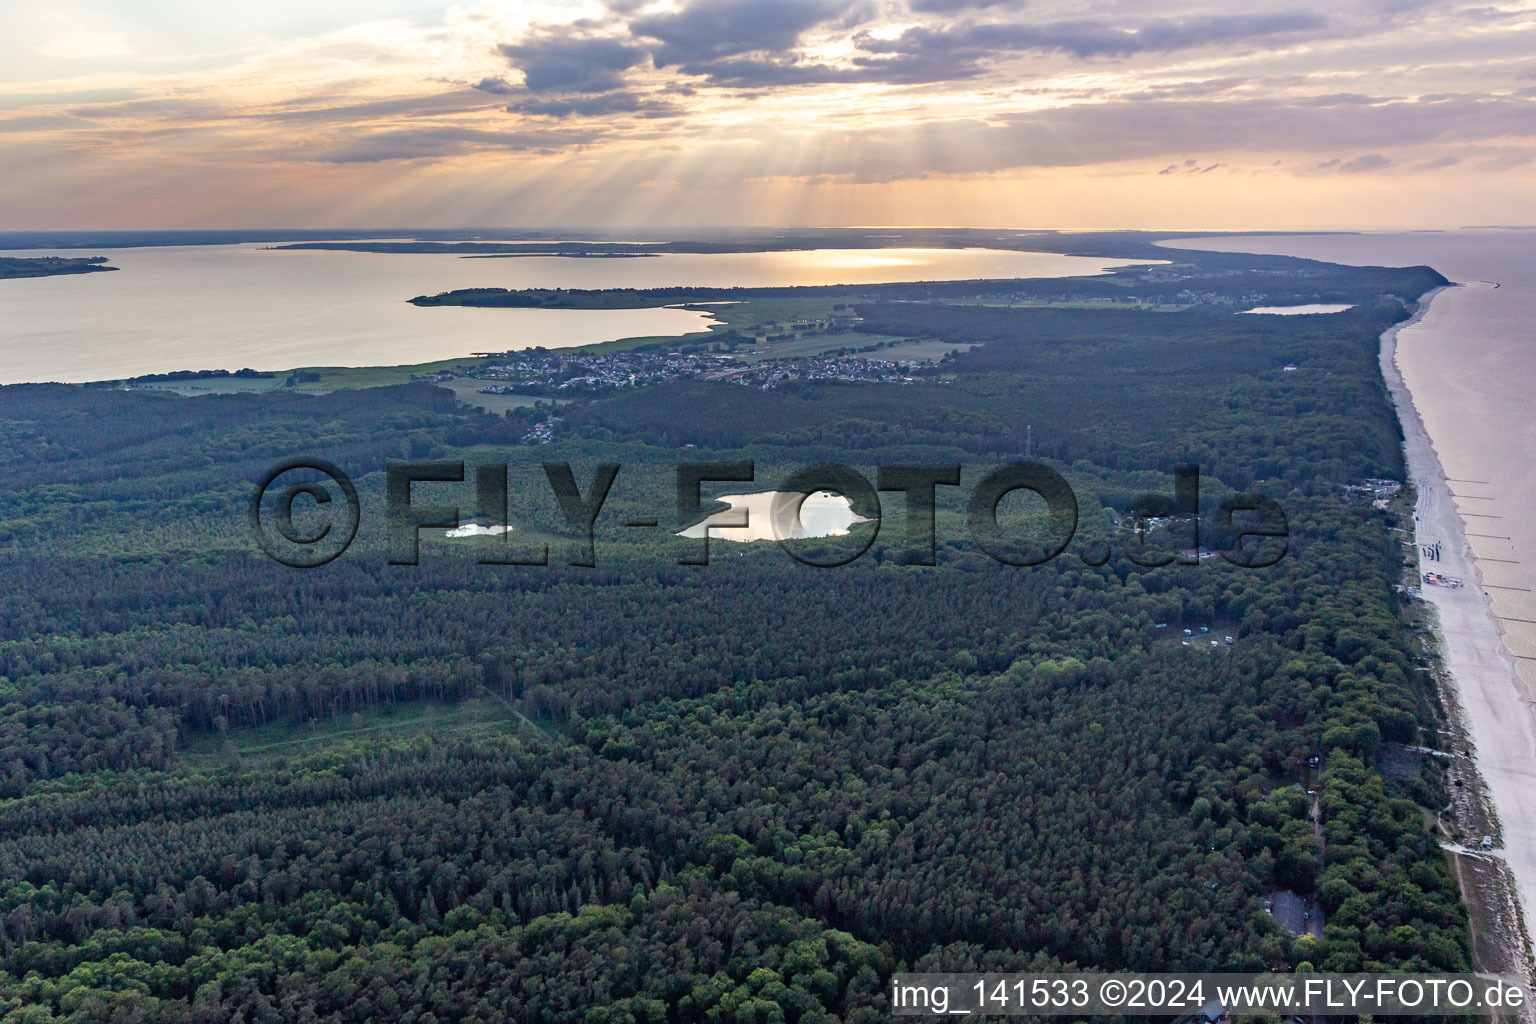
497,33,650,93
634,0,851,66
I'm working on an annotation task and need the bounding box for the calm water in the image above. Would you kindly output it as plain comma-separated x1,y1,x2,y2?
1239,303,1354,315
678,491,872,542
0,244,1147,383
1172,229,1536,672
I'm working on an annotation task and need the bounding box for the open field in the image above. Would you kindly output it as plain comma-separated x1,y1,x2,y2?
863,338,978,362
178,696,530,772
430,377,552,412
131,358,498,394
938,297,1185,311
283,356,487,391
128,377,288,396
737,331,900,360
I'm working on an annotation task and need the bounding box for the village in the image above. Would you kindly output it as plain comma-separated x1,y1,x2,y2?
451,347,930,397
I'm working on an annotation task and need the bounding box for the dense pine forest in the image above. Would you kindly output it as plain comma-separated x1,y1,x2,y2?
0,247,1471,1022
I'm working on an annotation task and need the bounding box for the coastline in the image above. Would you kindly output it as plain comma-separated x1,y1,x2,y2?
1381,286,1536,988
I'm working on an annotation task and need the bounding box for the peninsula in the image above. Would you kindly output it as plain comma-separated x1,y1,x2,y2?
0,255,116,280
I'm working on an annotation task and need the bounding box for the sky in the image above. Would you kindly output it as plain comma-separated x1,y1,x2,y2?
0,0,1533,230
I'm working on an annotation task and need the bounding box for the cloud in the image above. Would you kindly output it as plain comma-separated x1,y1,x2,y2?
261,91,499,125
1338,152,1394,172
692,92,1536,183
675,52,986,87
62,96,230,123
1412,155,1461,170
1156,159,1228,175
0,88,137,108
1126,77,1248,101
9,0,1536,225
480,4,1344,121
1370,0,1438,15
907,0,1027,11
1477,150,1533,171
497,32,650,93
0,115,95,133
1307,92,1379,106
664,13,1320,89
306,126,601,163
858,11,1329,64
1158,158,1202,174
509,92,683,118
474,77,518,96
634,0,851,66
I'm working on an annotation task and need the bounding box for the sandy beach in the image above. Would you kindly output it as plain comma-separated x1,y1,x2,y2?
1383,287,1536,978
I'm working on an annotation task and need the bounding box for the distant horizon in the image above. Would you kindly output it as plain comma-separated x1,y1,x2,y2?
4,224,1534,239
3,2,1534,230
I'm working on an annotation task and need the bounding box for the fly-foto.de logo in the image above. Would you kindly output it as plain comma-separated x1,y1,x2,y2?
251,459,1288,570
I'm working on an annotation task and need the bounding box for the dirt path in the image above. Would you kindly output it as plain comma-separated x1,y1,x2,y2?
480,686,554,742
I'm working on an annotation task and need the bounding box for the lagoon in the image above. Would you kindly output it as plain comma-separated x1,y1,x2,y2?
0,244,1147,384
678,490,874,543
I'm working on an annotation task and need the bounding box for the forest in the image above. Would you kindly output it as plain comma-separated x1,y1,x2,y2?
0,249,1471,1022
0,257,115,281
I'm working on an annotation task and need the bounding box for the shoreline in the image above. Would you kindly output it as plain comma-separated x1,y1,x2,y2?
1381,285,1536,989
